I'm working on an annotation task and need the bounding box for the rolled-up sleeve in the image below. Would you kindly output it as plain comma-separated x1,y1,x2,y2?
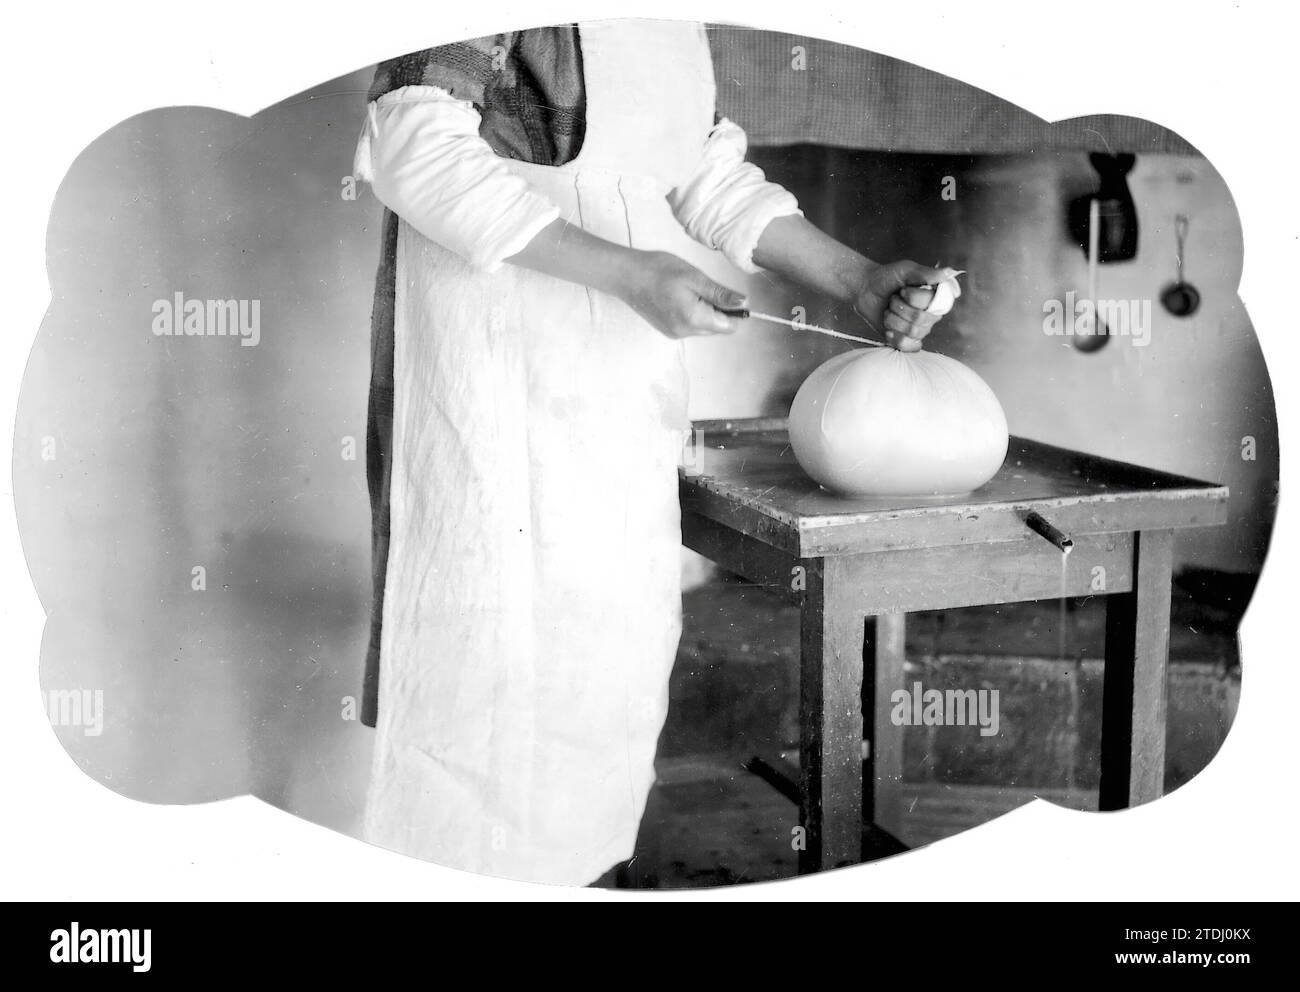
354,84,560,272
668,118,803,274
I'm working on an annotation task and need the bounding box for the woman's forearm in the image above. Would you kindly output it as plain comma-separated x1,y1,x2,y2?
506,218,747,339
751,213,958,350
751,214,877,303
507,218,641,298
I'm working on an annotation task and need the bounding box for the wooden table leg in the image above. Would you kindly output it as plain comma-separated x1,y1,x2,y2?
865,612,907,841
798,556,864,873
1099,529,1174,809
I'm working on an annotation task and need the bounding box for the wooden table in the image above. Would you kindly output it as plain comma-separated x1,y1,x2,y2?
678,418,1228,874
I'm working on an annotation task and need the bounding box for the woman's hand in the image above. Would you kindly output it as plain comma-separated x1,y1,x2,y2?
852,260,962,353
617,251,747,340
509,221,744,339
751,217,962,353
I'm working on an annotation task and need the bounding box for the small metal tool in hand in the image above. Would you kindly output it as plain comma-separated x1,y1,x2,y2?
716,307,884,346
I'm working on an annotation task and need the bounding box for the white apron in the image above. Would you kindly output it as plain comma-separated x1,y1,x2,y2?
364,19,718,885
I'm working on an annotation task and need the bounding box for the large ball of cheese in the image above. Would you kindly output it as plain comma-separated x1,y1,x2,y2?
788,349,1008,497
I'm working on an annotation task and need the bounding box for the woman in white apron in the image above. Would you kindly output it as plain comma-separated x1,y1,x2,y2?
354,19,956,885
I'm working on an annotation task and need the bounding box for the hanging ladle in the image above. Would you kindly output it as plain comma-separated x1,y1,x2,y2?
1160,214,1201,317
1073,197,1109,352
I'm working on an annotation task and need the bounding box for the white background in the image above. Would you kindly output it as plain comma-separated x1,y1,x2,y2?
1,0,1294,901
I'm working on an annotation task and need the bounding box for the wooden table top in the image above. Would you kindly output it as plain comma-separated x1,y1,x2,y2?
679,418,1229,558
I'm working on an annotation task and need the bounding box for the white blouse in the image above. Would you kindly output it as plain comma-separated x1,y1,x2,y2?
353,84,801,274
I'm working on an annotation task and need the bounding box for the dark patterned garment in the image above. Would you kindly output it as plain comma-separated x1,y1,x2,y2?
365,28,586,166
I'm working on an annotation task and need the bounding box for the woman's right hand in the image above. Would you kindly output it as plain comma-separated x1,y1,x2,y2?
508,222,746,339
617,251,747,340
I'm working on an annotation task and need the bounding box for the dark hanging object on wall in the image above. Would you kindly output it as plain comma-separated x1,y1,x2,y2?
1068,153,1139,262
1073,196,1110,353
1160,214,1202,317
1072,319,1110,353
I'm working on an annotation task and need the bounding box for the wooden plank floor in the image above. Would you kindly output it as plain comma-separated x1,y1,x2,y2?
627,754,1095,889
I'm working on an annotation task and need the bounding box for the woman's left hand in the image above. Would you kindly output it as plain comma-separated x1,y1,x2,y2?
853,260,961,352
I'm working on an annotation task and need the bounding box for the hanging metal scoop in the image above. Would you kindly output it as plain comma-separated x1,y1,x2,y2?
1160,214,1201,317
